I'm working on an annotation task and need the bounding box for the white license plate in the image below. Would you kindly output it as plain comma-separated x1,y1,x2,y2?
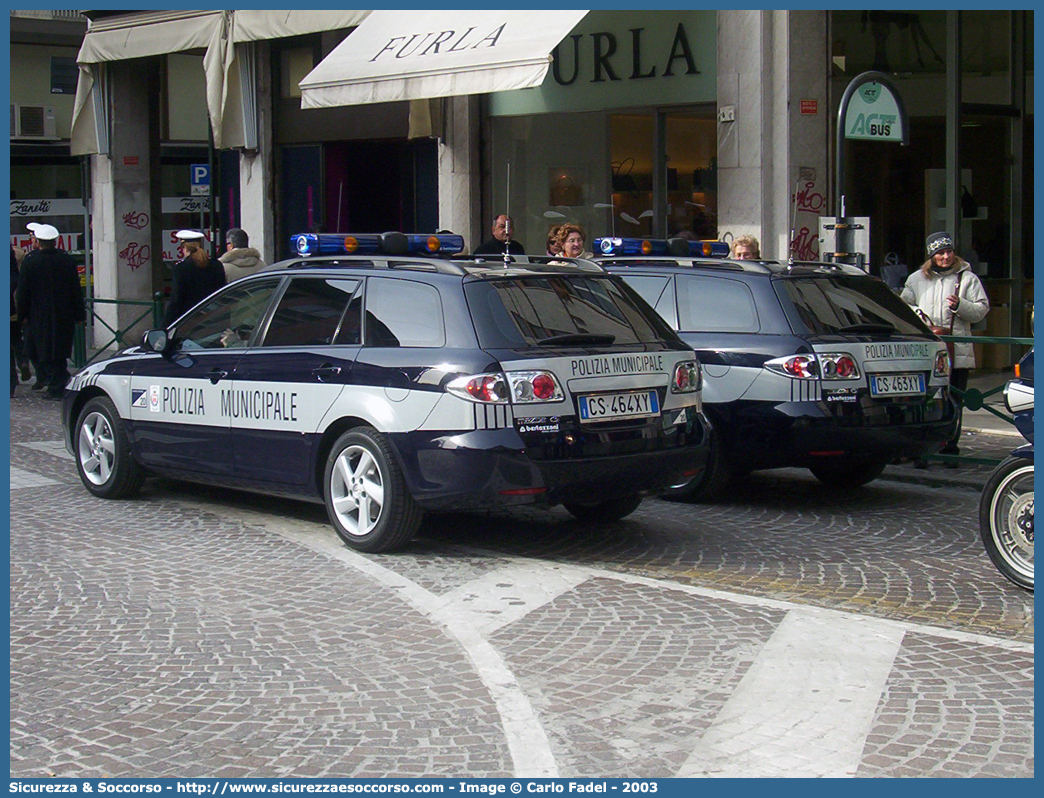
869,372,925,397
578,390,660,422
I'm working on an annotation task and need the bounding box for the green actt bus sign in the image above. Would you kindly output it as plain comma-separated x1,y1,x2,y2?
844,81,905,142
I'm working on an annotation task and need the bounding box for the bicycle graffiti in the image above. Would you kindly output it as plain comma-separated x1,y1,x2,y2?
119,241,151,270
790,226,819,260
795,182,826,215
122,210,149,230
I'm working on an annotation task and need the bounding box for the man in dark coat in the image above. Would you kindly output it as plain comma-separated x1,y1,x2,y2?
472,214,526,256
16,224,85,399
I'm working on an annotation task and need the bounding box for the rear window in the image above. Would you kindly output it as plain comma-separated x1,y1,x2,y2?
777,276,927,336
465,275,677,348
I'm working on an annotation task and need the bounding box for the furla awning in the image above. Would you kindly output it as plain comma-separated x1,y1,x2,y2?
299,9,589,109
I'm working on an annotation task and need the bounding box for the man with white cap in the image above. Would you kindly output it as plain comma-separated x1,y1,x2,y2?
163,230,226,327
15,223,85,399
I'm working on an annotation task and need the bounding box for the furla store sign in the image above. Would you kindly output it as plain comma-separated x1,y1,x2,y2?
489,10,715,116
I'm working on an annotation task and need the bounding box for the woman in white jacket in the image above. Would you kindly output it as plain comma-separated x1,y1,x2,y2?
901,231,990,457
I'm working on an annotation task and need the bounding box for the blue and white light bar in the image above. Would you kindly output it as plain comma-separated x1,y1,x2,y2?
594,236,730,259
292,232,466,257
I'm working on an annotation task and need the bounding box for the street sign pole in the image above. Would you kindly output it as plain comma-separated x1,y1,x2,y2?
833,71,909,269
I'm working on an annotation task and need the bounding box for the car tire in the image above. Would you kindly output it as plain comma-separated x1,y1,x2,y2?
808,458,887,489
75,396,145,499
662,429,732,503
324,426,424,553
563,494,643,523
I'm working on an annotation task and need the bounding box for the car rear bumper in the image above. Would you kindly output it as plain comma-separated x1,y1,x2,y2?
389,410,710,510
716,394,959,469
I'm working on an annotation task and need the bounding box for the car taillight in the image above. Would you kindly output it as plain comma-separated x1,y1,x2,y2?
447,373,509,403
934,349,951,378
671,360,701,393
765,354,818,379
505,371,564,403
819,353,861,380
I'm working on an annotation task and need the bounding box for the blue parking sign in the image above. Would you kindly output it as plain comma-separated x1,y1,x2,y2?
190,164,210,196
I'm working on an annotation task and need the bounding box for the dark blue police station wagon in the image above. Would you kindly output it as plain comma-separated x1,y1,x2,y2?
594,237,958,500
62,233,709,552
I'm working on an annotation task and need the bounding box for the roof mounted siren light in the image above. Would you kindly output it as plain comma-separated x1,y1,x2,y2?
291,232,466,258
594,237,730,258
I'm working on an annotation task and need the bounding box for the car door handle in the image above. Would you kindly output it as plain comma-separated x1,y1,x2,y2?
313,364,343,382
207,368,228,384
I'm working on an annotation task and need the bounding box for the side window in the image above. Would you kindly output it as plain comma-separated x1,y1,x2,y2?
676,275,760,333
262,278,360,347
621,275,677,327
622,276,670,309
175,279,281,350
364,277,445,348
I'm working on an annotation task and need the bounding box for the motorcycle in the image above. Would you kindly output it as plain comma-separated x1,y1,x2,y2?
979,348,1033,591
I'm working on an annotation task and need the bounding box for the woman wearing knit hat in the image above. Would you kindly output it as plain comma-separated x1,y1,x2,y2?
900,231,990,460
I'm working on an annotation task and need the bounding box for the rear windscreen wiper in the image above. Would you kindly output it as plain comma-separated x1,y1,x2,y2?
835,323,898,335
537,333,617,346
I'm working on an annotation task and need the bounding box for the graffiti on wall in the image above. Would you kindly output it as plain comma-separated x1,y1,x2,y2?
119,241,151,270
122,210,149,230
790,176,823,260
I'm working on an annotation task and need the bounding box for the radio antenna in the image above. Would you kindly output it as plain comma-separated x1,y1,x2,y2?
503,162,512,266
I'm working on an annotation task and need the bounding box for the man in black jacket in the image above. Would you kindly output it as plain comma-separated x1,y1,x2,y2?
472,214,526,256
16,224,85,399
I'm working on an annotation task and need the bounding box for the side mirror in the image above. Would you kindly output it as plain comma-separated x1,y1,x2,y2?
142,329,170,354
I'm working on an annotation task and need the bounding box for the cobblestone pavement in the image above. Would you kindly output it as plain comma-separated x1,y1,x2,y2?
8,390,1033,778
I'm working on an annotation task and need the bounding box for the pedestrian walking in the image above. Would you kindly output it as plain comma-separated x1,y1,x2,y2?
901,230,990,461
15,224,85,400
219,227,266,283
163,230,227,327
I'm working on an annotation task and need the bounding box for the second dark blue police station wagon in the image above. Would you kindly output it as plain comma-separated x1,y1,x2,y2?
594,238,958,500
62,232,710,552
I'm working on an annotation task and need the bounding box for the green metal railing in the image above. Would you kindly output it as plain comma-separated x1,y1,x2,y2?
931,333,1034,466
72,292,165,368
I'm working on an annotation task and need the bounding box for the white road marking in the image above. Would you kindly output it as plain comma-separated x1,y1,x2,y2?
434,560,590,634
10,465,60,490
676,607,904,777
177,501,561,779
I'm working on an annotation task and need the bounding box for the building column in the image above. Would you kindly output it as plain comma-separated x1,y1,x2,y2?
238,43,275,265
717,10,827,260
437,96,481,252
90,59,162,352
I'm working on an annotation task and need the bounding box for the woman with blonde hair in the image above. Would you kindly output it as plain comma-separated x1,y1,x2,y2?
163,230,227,327
730,234,760,260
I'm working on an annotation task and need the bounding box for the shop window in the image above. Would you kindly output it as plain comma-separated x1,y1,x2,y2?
281,49,314,99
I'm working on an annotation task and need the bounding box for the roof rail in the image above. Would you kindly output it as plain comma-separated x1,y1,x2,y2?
285,256,469,276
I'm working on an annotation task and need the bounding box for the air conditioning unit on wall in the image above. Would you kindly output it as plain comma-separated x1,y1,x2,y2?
10,104,58,139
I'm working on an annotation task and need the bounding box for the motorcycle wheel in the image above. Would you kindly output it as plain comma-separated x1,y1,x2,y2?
978,456,1034,591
